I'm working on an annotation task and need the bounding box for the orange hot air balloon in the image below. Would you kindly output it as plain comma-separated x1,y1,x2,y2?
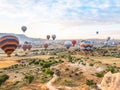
0,35,19,57
44,43,48,49
47,35,50,40
71,40,76,46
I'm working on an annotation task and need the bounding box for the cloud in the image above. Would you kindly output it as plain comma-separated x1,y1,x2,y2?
0,0,119,23
0,0,120,40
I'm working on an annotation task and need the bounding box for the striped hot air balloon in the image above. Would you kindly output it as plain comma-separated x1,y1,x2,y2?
79,40,93,51
0,35,19,57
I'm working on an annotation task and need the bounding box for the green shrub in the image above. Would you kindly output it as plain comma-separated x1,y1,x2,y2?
42,62,53,68
0,74,9,86
107,66,116,73
24,74,34,84
96,73,104,78
86,79,95,86
89,63,94,66
45,68,54,75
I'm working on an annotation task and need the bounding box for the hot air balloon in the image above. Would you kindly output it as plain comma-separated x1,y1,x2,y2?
107,37,111,41
0,35,19,57
22,44,28,51
71,40,76,46
96,31,99,34
24,41,29,44
44,43,48,49
47,35,50,40
27,44,32,50
64,41,72,49
52,34,56,40
79,40,93,51
21,26,27,32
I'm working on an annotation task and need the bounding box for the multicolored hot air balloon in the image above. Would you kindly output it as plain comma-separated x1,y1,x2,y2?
79,40,93,51
0,35,19,57
64,41,72,49
52,34,56,40
71,40,76,46
47,35,50,40
21,26,27,32
44,43,48,49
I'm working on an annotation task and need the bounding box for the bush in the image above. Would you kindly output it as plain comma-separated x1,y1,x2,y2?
49,57,54,59
42,62,54,68
24,74,34,84
89,63,94,66
45,68,54,75
107,66,116,73
0,74,9,86
86,79,95,86
96,73,104,78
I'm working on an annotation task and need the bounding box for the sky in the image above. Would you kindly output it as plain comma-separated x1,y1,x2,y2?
0,0,120,40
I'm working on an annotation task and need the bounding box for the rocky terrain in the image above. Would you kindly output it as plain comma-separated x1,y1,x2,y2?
0,45,119,90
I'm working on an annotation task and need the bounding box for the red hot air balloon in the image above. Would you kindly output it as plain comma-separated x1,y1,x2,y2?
0,35,19,57
21,26,27,32
44,43,48,49
22,44,28,51
47,35,50,40
71,40,76,46
27,44,32,50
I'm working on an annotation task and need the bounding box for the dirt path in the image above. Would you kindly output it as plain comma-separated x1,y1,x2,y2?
46,74,58,90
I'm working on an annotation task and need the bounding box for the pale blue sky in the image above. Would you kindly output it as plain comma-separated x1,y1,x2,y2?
0,0,120,39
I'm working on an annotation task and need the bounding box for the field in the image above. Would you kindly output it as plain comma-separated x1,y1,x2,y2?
0,45,120,90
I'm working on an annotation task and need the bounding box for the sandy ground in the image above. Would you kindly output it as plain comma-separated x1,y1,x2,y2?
0,53,55,68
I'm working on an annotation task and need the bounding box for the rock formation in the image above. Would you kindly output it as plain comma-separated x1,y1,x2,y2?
100,72,120,90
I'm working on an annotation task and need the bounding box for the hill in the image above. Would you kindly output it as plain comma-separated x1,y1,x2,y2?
0,33,44,44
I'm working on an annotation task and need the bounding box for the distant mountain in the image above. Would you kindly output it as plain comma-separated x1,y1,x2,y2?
0,33,44,44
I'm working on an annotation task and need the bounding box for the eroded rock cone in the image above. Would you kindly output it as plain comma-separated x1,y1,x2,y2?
100,72,120,90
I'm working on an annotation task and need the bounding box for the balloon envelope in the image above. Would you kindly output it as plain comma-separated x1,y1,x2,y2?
64,41,72,49
96,31,99,34
52,34,56,40
107,37,111,41
22,44,28,51
44,43,48,49
79,40,93,51
47,35,50,40
0,35,19,56
27,44,32,50
71,40,76,46
21,26,27,32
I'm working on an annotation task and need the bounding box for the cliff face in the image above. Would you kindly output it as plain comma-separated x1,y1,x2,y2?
100,72,120,90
